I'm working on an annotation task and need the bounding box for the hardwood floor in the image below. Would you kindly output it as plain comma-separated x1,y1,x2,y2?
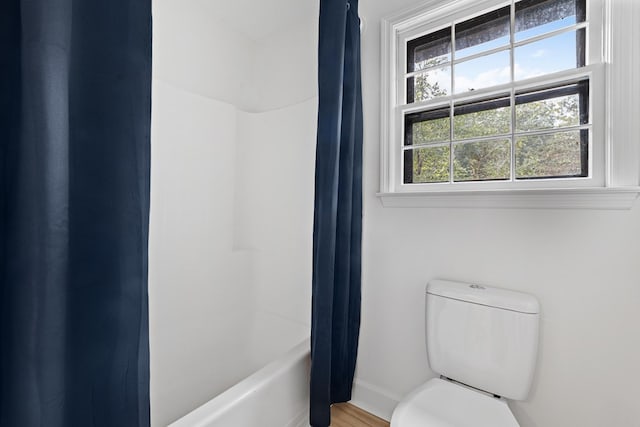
330,403,390,427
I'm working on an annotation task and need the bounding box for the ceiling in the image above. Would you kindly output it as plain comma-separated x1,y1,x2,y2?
189,0,319,42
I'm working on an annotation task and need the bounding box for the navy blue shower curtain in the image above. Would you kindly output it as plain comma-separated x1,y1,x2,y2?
0,1,152,426
310,0,363,425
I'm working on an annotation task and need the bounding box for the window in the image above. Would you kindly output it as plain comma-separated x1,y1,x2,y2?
404,0,591,186
381,0,618,198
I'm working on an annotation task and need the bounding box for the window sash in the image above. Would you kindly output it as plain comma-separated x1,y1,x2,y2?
402,78,590,184
404,0,588,105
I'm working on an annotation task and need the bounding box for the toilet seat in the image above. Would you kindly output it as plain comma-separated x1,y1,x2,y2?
391,378,520,427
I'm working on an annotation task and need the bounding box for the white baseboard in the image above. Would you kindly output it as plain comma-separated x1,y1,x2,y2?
349,378,401,422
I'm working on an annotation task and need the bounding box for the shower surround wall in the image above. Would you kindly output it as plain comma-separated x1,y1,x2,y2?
150,1,318,425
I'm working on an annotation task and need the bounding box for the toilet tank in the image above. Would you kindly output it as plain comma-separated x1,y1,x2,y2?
426,279,540,401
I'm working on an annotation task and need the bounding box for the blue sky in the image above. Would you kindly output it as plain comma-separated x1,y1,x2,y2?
415,17,582,96
454,19,580,92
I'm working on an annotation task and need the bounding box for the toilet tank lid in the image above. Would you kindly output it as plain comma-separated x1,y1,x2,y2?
427,279,540,314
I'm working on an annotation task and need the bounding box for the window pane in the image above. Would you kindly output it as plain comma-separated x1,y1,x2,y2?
407,27,451,73
454,139,511,181
408,67,451,103
455,6,511,59
515,130,587,178
454,97,511,140
454,50,510,94
406,109,451,146
514,29,585,80
515,0,586,42
516,81,588,132
404,146,450,184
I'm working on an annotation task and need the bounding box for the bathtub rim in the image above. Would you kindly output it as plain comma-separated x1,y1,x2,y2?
168,336,311,427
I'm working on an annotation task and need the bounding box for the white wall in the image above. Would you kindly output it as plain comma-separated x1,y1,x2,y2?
152,0,258,111
354,1,640,426
150,1,318,426
250,18,319,112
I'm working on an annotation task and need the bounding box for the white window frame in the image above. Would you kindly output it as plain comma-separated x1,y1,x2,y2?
378,0,640,209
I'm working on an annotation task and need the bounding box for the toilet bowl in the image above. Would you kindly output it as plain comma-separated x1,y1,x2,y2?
391,280,540,427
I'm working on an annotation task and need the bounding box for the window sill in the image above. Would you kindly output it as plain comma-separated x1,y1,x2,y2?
376,187,640,210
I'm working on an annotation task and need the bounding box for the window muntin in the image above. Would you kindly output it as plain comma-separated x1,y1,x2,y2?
401,0,590,186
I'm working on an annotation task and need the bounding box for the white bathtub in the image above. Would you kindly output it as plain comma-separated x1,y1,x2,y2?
170,337,310,427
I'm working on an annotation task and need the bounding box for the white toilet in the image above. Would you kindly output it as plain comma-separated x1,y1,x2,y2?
391,279,540,427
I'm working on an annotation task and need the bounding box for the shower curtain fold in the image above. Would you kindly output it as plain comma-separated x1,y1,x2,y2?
0,1,152,426
310,0,363,425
